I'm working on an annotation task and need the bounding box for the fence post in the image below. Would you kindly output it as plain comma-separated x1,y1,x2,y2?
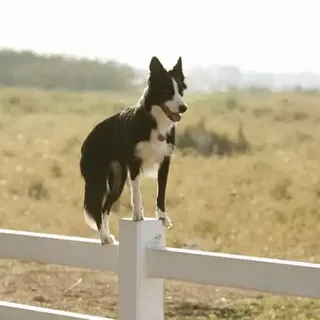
118,218,165,320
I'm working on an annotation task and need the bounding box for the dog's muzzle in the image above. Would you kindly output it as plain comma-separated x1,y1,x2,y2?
160,103,187,122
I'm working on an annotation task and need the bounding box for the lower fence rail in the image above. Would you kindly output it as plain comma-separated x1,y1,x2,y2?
0,301,113,320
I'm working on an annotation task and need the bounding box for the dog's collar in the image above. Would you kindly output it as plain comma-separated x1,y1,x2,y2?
158,133,166,142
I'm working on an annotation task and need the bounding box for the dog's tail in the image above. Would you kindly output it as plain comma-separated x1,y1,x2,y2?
84,208,98,231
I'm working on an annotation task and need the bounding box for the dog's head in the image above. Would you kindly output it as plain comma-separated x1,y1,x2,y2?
144,56,188,122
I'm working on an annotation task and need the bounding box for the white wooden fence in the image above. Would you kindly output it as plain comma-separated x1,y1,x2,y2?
0,218,320,320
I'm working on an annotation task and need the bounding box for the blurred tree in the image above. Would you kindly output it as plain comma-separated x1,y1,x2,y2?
0,49,137,91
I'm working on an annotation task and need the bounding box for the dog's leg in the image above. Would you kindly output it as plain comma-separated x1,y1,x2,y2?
130,176,144,221
129,162,144,221
99,213,117,245
102,161,127,214
83,182,116,245
100,162,127,245
156,156,172,228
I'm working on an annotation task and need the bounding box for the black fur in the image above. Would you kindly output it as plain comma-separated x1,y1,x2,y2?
79,56,187,243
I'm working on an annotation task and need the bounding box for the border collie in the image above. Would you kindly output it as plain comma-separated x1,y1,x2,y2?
79,56,188,245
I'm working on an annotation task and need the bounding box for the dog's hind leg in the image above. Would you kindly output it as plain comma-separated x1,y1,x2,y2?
99,162,127,245
102,161,127,215
99,213,117,245
83,182,117,245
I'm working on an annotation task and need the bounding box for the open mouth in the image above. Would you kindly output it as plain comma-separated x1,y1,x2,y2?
160,104,181,122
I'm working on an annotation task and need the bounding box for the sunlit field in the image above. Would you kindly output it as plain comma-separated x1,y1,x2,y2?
1,87,320,319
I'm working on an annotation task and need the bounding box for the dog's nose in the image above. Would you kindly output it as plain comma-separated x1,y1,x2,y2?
178,104,187,113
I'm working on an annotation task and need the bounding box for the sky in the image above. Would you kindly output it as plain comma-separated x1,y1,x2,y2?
0,0,319,73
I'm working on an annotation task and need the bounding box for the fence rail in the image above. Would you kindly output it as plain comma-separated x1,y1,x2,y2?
0,228,118,272
147,247,320,299
0,301,111,320
1,218,320,320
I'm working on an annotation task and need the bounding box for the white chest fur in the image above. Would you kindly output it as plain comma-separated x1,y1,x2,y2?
134,106,177,177
135,129,174,177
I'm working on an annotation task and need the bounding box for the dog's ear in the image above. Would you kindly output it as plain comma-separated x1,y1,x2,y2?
149,56,166,75
171,57,184,79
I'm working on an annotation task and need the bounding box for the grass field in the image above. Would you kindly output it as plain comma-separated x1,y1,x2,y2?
0,87,320,319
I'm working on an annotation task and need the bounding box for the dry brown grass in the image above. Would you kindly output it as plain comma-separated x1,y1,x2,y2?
0,88,320,319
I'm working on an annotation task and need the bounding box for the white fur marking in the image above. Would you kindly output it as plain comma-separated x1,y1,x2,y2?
84,209,98,231
151,106,175,134
135,127,174,177
99,213,117,245
156,207,172,228
164,78,185,113
84,209,116,245
130,176,144,221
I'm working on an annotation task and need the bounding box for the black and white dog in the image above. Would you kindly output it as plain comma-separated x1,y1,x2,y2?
79,56,188,245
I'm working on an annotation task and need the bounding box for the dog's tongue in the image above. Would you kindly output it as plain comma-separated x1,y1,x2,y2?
172,113,181,122
160,104,181,122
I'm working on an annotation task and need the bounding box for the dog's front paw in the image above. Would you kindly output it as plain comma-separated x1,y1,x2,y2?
156,208,173,229
159,216,172,228
132,209,144,222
